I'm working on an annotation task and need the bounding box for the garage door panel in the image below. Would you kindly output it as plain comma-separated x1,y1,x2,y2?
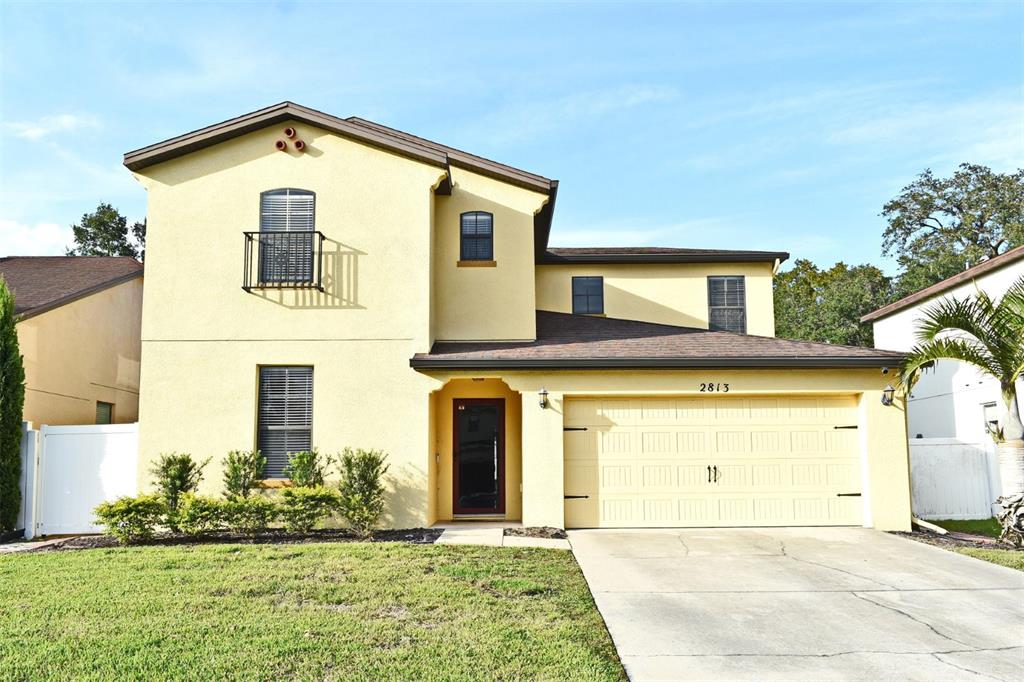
564,394,864,528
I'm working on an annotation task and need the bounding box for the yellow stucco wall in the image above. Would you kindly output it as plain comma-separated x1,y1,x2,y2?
18,279,142,426
134,122,448,527
535,262,777,336
427,368,912,531
432,167,548,341
430,379,522,521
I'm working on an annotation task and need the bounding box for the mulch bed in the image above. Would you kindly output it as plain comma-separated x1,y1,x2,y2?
896,528,1017,551
504,527,568,540
34,528,444,553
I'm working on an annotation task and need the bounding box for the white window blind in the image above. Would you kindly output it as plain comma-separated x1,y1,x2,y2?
708,276,746,333
257,366,313,478
258,189,315,283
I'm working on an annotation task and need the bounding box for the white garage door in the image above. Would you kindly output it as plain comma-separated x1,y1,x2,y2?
564,396,863,528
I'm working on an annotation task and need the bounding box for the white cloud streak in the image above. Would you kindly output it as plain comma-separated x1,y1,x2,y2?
0,219,73,256
5,114,99,140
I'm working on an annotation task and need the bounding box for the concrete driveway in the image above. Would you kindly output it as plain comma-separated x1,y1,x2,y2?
570,528,1024,681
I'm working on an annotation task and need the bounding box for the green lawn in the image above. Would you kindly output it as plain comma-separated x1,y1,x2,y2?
932,518,1002,538
954,547,1024,571
0,543,624,681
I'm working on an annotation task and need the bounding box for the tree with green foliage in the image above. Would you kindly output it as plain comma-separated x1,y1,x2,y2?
774,259,893,347
66,203,146,260
0,276,26,531
882,164,1024,298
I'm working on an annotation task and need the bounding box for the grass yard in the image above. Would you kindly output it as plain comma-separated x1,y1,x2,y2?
932,517,1002,538
0,542,624,681
954,547,1024,571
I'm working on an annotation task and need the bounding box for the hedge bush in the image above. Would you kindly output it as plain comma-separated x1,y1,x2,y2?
282,448,333,488
94,494,167,544
150,452,210,530
279,487,340,533
337,448,389,538
224,496,278,534
222,449,266,499
176,494,226,536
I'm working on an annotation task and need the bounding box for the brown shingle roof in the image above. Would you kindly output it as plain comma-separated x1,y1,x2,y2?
542,247,789,264
411,311,903,369
0,256,143,318
861,245,1024,323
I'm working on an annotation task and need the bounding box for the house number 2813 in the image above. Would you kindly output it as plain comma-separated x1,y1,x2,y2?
699,382,730,393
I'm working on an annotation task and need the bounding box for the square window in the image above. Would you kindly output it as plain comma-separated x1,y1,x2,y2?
460,212,494,261
572,276,604,314
708,276,746,333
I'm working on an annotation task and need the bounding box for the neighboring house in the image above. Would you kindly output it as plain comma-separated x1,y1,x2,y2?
862,245,1024,443
0,257,143,426
125,101,910,531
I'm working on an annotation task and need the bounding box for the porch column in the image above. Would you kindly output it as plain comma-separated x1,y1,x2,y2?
520,390,565,528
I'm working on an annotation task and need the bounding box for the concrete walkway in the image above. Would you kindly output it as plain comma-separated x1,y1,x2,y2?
570,528,1024,681
434,524,570,549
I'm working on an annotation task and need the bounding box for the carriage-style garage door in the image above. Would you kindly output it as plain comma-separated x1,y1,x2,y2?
563,396,863,528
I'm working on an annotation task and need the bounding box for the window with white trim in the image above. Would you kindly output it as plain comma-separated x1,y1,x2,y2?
708,276,746,333
257,366,313,478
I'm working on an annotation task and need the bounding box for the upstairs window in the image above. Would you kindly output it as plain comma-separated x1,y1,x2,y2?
460,211,494,261
708,276,746,333
259,189,315,283
572,276,604,314
257,366,313,479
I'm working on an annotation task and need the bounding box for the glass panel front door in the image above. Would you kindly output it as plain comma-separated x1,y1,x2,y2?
454,400,504,514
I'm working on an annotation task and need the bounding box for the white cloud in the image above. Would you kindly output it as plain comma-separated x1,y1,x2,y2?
0,219,73,256
5,114,99,140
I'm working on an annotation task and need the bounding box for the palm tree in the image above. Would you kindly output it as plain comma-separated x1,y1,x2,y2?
900,276,1024,504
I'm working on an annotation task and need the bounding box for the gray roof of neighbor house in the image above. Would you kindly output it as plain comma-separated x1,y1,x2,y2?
542,247,790,265
0,256,143,318
861,244,1024,323
411,311,903,370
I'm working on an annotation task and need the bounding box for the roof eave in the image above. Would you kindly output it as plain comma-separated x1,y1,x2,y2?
410,355,902,371
14,269,143,322
538,251,791,265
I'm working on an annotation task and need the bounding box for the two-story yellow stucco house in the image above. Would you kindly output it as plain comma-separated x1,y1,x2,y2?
125,102,911,531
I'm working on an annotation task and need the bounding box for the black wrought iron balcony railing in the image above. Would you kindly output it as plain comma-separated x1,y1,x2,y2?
243,231,325,292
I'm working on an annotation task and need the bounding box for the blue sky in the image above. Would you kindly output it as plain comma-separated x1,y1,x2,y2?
1,1,1021,272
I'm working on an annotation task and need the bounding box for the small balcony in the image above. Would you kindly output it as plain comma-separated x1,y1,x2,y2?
243,231,326,292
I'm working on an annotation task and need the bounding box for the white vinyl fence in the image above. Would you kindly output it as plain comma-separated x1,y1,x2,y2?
909,438,1000,520
20,422,138,539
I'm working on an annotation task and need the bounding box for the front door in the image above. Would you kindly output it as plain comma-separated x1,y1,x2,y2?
453,399,505,515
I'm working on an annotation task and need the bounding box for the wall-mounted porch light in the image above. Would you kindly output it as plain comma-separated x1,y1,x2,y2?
539,388,549,409
881,384,895,406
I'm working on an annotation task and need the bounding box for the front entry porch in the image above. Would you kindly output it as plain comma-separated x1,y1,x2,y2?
429,379,523,524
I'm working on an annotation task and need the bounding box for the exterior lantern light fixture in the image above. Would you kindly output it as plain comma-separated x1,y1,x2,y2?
881,384,895,406
539,388,549,409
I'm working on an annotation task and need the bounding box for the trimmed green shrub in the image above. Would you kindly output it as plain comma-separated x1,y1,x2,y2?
222,449,266,499
283,448,334,488
224,496,278,534
336,448,389,538
279,487,339,533
150,452,209,530
176,494,226,536
0,276,25,532
94,494,167,544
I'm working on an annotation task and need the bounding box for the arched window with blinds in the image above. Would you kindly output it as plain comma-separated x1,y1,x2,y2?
460,211,494,261
258,188,316,283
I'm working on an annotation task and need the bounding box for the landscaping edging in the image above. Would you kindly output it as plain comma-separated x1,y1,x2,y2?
32,528,444,552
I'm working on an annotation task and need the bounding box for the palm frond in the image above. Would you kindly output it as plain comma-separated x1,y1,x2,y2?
900,338,999,389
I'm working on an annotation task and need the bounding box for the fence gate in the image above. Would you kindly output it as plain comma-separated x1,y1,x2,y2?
27,423,138,537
